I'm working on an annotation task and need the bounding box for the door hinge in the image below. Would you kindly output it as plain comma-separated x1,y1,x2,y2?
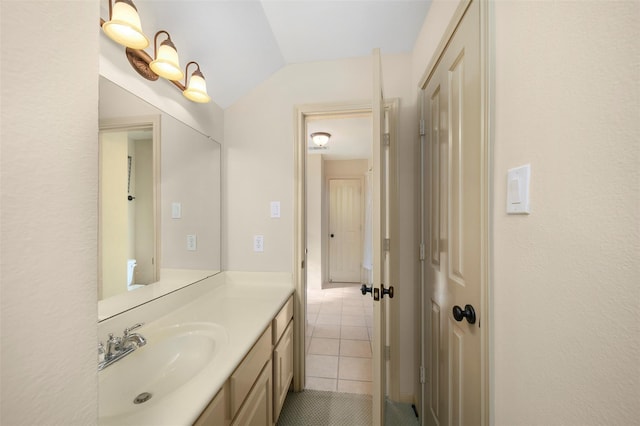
385,345,391,361
419,243,426,261
383,133,390,147
301,260,305,269
419,119,426,136
383,238,391,252
419,366,426,384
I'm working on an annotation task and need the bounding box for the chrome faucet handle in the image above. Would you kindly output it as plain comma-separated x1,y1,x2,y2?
98,342,106,362
106,333,122,356
123,323,145,337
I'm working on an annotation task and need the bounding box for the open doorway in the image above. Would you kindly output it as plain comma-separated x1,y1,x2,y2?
304,113,375,395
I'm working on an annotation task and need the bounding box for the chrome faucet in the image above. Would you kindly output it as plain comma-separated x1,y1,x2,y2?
122,324,147,349
98,323,146,371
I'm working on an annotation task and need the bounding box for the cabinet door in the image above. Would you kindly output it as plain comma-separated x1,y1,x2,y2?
231,360,272,426
273,321,293,422
194,385,228,426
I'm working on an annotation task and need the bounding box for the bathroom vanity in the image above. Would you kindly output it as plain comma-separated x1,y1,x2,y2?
98,272,294,426
194,295,293,425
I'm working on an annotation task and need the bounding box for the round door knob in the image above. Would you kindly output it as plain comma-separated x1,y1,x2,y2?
360,284,373,296
452,304,476,324
381,284,394,299
330,234,335,238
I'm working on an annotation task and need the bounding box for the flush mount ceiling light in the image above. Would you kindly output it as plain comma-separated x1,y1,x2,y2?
183,62,211,103
149,31,184,81
310,132,331,147
102,0,149,50
100,0,211,103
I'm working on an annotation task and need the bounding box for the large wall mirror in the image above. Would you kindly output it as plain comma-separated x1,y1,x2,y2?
98,76,221,320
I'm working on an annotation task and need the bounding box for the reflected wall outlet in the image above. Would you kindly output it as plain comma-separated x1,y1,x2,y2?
253,235,264,252
187,234,197,251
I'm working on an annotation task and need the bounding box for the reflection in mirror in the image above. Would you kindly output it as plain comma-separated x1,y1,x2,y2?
99,123,158,299
99,76,221,320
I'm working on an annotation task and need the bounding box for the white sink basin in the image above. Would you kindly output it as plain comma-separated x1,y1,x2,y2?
99,322,228,422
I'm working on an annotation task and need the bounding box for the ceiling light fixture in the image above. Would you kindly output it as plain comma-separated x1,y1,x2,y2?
100,1,211,103
311,132,331,147
183,62,211,103
102,0,149,50
149,31,184,81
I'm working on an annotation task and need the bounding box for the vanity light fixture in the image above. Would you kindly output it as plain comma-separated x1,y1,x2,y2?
102,0,149,50
183,62,211,104
149,31,184,81
311,132,331,147
100,0,211,103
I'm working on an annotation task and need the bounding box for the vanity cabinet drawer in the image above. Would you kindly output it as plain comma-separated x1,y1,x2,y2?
272,296,293,345
229,325,272,418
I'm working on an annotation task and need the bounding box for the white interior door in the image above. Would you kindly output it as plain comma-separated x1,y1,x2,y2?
371,47,389,426
328,178,363,283
424,1,482,425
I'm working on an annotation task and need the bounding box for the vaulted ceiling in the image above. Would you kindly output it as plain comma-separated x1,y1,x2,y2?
130,0,432,109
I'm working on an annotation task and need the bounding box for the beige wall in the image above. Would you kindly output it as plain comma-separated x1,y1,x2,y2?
490,1,640,423
0,2,99,424
224,54,420,399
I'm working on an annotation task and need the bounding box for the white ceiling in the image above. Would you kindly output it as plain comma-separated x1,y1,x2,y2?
307,115,372,160
133,0,432,108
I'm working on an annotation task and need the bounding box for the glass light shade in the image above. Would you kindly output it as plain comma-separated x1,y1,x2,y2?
102,1,149,49
150,42,184,81
311,132,331,147
183,73,211,103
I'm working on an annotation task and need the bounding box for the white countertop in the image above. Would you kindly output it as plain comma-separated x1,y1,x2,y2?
99,272,294,426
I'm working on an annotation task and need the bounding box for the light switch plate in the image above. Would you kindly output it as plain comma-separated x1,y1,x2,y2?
270,201,280,218
172,202,182,219
506,164,531,214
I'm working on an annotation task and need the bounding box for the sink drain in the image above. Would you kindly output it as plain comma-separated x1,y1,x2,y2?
133,392,153,404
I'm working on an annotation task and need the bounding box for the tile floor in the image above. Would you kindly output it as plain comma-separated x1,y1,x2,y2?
305,282,374,395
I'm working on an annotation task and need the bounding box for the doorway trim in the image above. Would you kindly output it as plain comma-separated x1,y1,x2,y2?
293,99,400,400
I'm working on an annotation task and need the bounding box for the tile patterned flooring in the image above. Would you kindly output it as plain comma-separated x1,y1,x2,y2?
305,283,374,395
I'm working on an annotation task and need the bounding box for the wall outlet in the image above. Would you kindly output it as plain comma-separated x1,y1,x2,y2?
253,235,264,252
187,234,197,251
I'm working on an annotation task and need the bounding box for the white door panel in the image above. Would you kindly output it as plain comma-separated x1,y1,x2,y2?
329,178,363,283
424,1,482,425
